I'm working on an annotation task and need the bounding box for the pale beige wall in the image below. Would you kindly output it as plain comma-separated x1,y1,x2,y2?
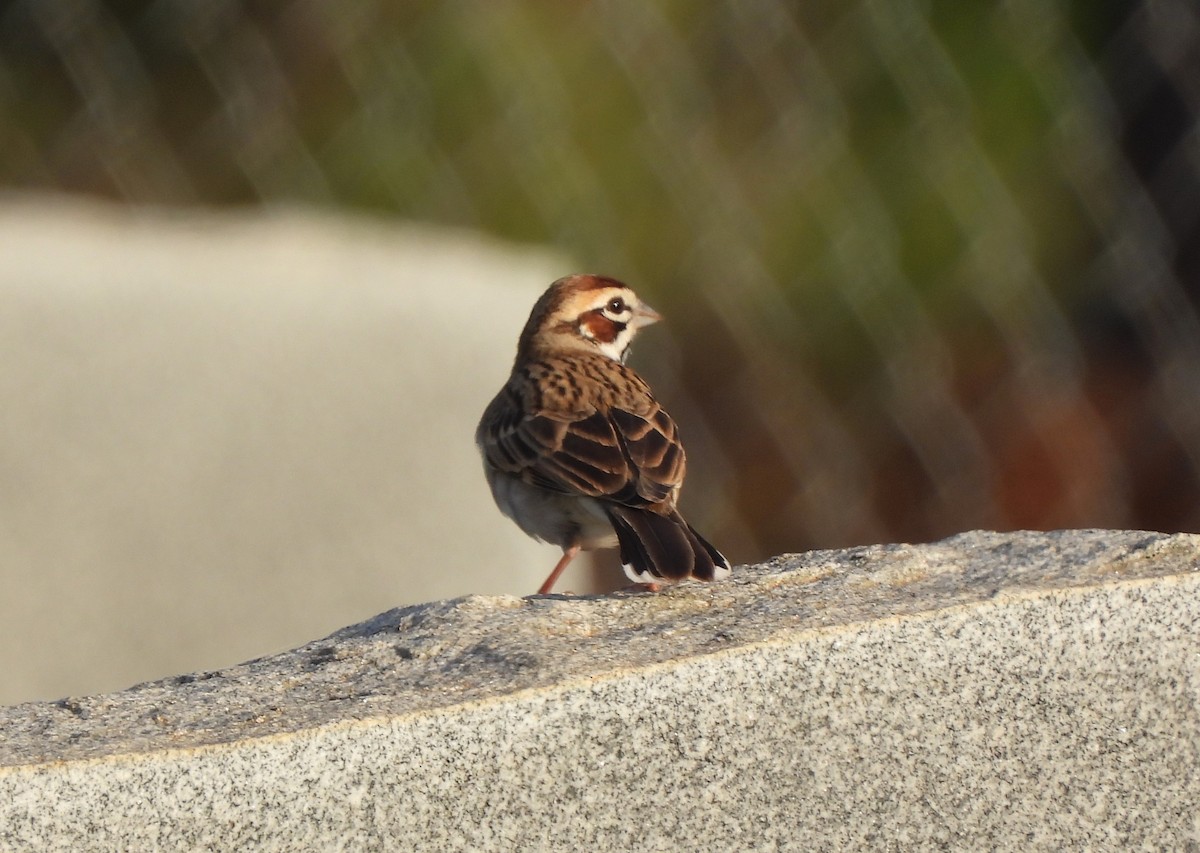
0,196,578,705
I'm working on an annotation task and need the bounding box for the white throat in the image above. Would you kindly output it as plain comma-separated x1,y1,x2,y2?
595,329,634,363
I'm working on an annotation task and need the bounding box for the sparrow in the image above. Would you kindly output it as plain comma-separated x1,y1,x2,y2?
476,273,731,595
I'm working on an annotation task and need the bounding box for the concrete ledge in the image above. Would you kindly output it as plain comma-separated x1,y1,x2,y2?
2,530,1198,849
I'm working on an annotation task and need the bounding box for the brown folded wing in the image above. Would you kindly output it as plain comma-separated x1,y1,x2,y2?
482,395,686,512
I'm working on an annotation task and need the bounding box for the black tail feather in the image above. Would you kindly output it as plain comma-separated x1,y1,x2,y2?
605,506,730,582
683,522,730,580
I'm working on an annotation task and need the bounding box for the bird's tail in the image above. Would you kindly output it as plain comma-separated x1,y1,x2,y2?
605,506,731,584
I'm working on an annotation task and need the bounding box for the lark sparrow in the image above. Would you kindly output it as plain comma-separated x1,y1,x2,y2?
476,274,731,594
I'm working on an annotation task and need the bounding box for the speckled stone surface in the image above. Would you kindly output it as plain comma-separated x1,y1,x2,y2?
2,530,1198,850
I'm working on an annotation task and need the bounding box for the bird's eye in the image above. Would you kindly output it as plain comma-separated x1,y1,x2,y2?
606,297,627,314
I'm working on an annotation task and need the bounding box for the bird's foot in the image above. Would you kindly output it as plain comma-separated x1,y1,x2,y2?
617,581,661,593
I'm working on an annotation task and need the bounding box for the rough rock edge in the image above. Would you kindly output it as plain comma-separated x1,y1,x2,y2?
1,528,1195,769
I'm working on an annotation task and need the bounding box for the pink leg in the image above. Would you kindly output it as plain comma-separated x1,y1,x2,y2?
538,544,580,595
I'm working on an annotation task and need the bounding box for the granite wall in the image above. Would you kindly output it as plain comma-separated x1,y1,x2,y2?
2,529,1197,850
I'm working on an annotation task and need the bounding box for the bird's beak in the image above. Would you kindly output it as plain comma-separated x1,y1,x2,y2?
631,302,662,329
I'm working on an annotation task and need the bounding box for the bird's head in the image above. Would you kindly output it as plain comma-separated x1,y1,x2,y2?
518,274,662,363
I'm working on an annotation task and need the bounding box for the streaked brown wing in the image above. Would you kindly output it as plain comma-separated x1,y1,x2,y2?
609,407,685,503
478,388,551,473
481,390,684,509
479,385,621,490
538,411,635,498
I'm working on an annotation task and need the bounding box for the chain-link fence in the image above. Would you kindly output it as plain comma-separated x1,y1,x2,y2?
2,0,1197,565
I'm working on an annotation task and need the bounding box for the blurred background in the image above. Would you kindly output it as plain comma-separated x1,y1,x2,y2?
1,0,1198,702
